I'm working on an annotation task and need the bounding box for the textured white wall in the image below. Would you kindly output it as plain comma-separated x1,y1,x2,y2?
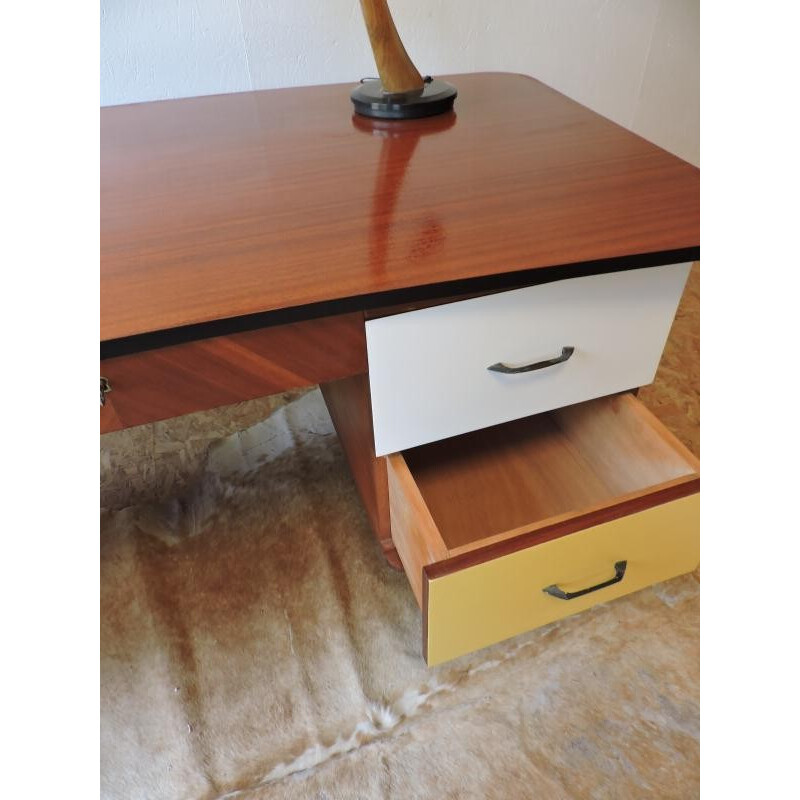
100,0,698,165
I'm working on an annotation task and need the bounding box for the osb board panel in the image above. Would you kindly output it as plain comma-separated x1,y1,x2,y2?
638,262,699,456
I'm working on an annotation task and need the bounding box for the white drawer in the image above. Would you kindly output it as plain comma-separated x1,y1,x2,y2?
366,263,691,456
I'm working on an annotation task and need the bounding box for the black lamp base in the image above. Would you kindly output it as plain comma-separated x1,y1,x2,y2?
351,78,457,120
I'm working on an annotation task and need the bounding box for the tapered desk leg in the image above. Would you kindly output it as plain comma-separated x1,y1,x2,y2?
320,374,402,570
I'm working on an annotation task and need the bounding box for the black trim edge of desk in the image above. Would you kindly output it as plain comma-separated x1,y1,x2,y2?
100,247,699,360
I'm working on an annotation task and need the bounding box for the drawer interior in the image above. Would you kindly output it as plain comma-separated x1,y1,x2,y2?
388,392,700,606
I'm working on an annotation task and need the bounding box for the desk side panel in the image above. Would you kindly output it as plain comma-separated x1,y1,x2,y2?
100,313,366,433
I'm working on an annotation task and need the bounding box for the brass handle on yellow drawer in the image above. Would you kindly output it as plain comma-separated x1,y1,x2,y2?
543,560,627,600
488,346,575,374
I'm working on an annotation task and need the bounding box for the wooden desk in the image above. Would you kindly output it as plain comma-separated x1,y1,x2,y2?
101,73,699,663
101,72,697,348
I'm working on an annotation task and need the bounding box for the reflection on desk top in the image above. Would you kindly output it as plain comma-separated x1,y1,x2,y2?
101,72,699,347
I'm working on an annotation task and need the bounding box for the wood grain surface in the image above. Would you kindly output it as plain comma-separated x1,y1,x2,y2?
319,374,400,568
402,393,698,551
423,477,699,582
100,313,366,433
386,450,448,605
101,73,699,343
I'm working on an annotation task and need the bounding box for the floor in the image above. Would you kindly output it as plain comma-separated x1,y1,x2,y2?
100,264,699,800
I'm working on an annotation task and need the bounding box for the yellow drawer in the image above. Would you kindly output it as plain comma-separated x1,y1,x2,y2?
387,393,700,665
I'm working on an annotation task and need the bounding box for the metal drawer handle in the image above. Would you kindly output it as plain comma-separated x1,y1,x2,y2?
488,346,575,374
543,560,627,600
100,377,112,407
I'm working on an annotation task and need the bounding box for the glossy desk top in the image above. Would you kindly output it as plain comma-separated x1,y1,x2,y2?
101,72,699,347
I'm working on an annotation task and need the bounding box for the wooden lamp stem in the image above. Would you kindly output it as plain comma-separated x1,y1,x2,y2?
352,1,457,119
359,0,424,93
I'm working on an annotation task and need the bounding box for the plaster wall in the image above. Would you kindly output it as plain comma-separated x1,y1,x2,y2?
100,0,699,164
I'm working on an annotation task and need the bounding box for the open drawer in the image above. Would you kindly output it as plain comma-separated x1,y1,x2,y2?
387,393,699,665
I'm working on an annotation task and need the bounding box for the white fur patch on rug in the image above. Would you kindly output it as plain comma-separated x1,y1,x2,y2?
101,387,699,800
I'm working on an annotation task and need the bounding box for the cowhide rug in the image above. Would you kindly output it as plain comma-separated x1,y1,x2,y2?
101,267,699,800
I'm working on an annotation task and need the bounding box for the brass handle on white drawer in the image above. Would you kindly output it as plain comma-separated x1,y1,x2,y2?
543,560,627,600
488,346,575,374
